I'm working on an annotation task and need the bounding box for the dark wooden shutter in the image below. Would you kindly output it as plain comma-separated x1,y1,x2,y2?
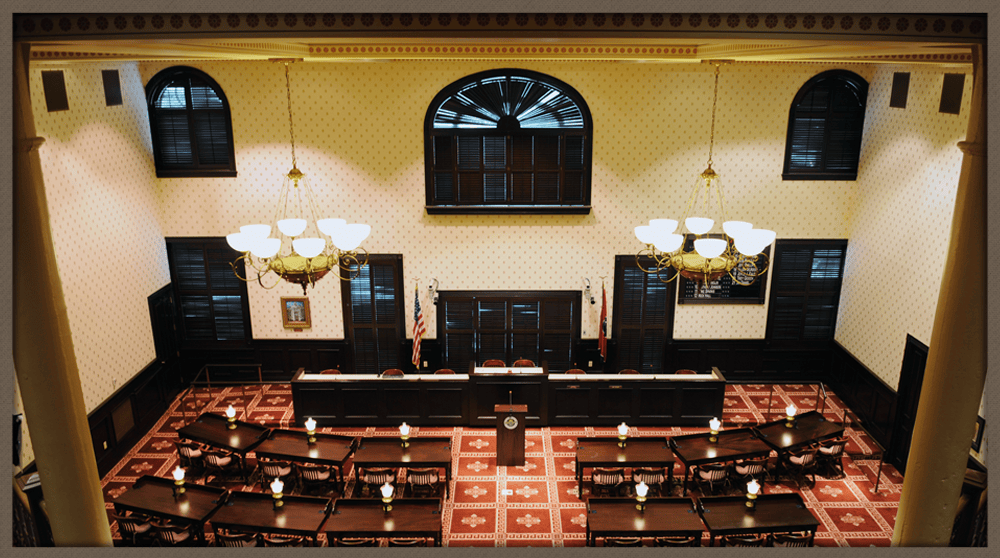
765,240,848,342
611,256,676,374
342,255,404,374
166,238,250,348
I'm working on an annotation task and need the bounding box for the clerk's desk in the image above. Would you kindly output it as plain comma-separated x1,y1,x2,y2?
291,366,725,427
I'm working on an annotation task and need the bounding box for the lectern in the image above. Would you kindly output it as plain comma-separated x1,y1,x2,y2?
495,404,527,466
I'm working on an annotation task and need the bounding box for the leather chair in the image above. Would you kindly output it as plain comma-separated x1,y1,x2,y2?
318,368,341,375
335,538,378,547
605,537,643,547
214,529,260,547
816,436,849,479
694,462,731,495
112,513,154,546
720,534,766,547
591,467,625,497
482,359,506,367
257,457,295,493
261,534,306,547
433,368,455,374
512,359,535,367
565,368,586,374
654,536,698,547
770,532,813,547
381,368,404,376
618,369,638,375
296,462,338,496
406,467,440,497
675,369,698,375
633,466,669,496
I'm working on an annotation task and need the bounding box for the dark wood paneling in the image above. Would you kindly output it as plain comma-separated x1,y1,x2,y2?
251,339,350,380
292,378,470,426
637,387,675,420
829,341,897,450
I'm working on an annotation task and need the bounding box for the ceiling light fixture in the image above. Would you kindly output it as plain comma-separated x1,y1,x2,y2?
227,59,370,294
634,61,774,286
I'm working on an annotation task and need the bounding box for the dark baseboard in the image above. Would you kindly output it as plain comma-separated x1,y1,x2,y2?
828,340,897,450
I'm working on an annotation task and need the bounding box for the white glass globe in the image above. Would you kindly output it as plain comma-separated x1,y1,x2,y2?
694,238,727,259
723,221,753,239
317,218,347,237
634,225,656,245
293,238,326,258
734,235,759,256
226,232,252,252
649,219,679,234
240,224,271,239
249,237,281,259
331,223,371,251
685,217,714,235
277,218,307,237
654,233,684,253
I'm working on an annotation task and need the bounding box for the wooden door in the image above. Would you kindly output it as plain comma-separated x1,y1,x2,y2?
888,335,929,474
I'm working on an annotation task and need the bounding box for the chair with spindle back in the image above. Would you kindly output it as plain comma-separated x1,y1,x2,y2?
262,534,306,547
591,467,625,497
769,532,813,547
720,534,766,547
388,538,428,547
605,537,643,547
357,466,396,497
406,467,440,497
335,537,378,547
257,457,295,492
213,528,260,547
151,520,200,547
654,536,699,547
633,466,669,496
782,445,819,488
112,513,154,546
296,462,337,496
694,462,731,495
816,436,848,479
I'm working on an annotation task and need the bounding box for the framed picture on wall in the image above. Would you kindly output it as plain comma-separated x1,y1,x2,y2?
971,415,985,452
281,297,311,329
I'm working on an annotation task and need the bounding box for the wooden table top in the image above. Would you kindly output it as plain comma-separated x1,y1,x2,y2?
753,411,844,452
254,430,357,466
697,493,820,535
209,491,332,537
586,497,704,535
325,498,443,537
112,475,227,524
175,413,270,454
670,428,773,465
576,438,675,466
352,437,452,467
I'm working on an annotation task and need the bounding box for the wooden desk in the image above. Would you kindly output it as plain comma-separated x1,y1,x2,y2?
176,413,270,481
575,438,675,498
670,429,772,495
585,497,704,546
254,430,357,489
696,493,820,546
352,437,453,498
325,498,443,547
112,475,227,544
753,410,844,453
208,491,331,546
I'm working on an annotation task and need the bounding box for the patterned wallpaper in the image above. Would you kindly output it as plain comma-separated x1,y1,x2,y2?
142,60,868,342
835,64,972,389
28,62,171,413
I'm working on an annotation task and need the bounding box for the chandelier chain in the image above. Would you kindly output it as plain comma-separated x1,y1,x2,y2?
284,62,297,168
707,62,720,166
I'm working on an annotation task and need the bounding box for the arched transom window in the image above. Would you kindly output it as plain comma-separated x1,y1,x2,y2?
424,69,592,214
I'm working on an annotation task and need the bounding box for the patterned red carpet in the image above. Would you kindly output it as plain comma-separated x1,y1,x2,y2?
102,382,901,546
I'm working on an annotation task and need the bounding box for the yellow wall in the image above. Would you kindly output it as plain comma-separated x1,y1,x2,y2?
142,59,868,343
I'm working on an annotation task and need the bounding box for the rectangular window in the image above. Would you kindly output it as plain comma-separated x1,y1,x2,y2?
166,238,251,348
342,255,404,374
437,291,579,372
765,240,848,342
611,256,676,374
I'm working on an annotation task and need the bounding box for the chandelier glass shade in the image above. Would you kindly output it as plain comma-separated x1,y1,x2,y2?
634,62,774,286
227,61,370,294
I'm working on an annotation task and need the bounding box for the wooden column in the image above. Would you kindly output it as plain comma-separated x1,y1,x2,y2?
12,42,113,546
891,44,987,546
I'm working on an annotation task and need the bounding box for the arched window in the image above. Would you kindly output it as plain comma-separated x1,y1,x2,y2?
782,70,868,181
146,66,237,178
424,69,592,214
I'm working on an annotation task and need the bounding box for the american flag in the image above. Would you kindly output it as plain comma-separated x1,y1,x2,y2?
412,283,426,368
598,281,608,362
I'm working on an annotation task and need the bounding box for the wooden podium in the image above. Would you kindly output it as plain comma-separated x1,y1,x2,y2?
495,404,527,467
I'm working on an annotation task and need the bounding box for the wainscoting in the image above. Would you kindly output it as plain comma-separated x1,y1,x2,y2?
828,340,898,452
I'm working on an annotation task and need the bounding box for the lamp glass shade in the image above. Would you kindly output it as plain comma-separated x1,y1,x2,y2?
618,423,629,436
304,417,316,431
694,238,727,259
225,405,236,418
709,417,721,431
172,466,185,481
241,224,271,239
654,233,684,254
380,482,394,498
649,219,679,234
634,225,656,245
747,479,760,495
734,234,761,256
270,478,283,494
635,481,649,497
226,232,252,252
317,218,347,237
723,221,753,239
786,404,797,417
685,217,714,235
331,223,371,251
249,237,281,259
399,422,410,436
277,218,307,237
293,238,326,258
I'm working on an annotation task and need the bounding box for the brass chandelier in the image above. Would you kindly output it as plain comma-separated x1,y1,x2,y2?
634,62,775,286
226,60,370,294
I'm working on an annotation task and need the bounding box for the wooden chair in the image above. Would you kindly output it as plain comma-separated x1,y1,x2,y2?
257,457,295,492
214,529,260,547
654,536,698,547
770,532,813,547
381,368,404,376
605,537,643,547
782,445,819,488
112,513,154,546
433,368,455,374
591,467,625,497
720,534,766,547
202,448,241,482
618,369,638,375
174,440,205,471
335,537,378,547
388,538,427,547
512,359,535,367
295,462,338,496
318,368,341,375
816,436,849,479
632,466,669,496
565,368,586,374
406,467,440,497
675,368,698,375
357,467,396,497
730,456,770,488
151,520,200,547
482,359,506,367
694,462,731,495
261,534,306,547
